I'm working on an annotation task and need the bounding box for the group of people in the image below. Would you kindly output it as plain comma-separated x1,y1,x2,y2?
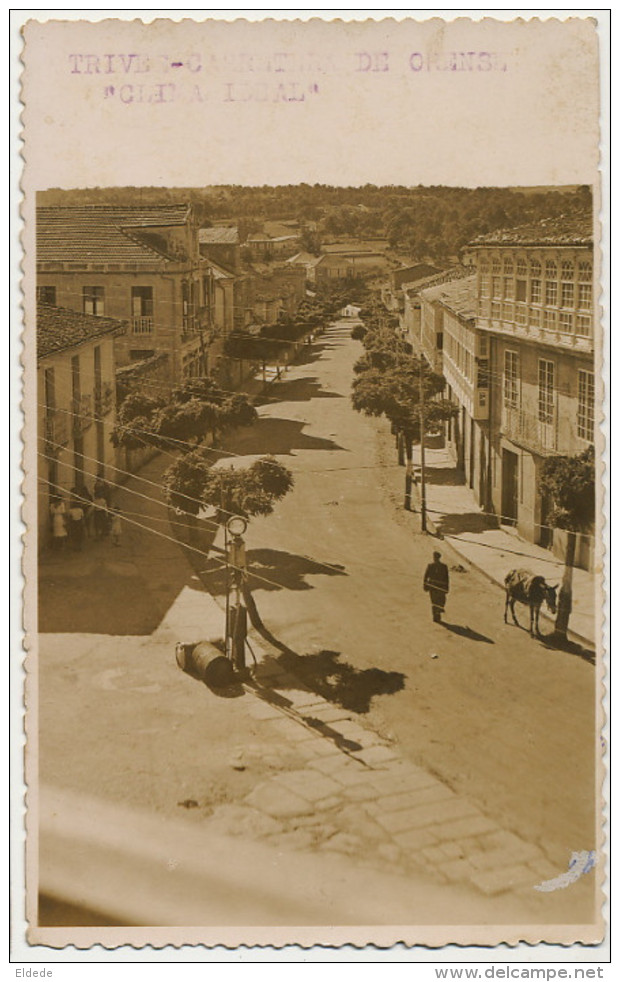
49,478,122,552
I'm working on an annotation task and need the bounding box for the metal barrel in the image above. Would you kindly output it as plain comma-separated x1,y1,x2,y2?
175,641,236,688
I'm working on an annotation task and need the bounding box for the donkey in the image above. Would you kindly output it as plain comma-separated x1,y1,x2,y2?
504,569,558,637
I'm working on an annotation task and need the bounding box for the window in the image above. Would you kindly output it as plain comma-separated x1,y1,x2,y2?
577,370,595,441
559,311,573,333
491,257,501,275
530,260,541,279
538,360,555,423
503,257,514,275
37,285,56,305
504,277,514,300
515,304,527,326
504,351,519,408
578,260,592,282
545,279,558,306
561,281,575,308
492,276,502,298
576,314,592,338
530,279,542,304
515,279,527,302
516,258,527,277
544,309,557,330
561,259,575,280
83,286,105,316
545,259,557,279
477,358,489,389
578,282,592,309
480,275,490,298
491,301,501,320
131,287,154,334
529,307,540,327
502,302,514,322
479,258,489,274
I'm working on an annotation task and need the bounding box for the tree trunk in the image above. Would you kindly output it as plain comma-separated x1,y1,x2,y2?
262,360,266,383
554,530,577,638
397,430,405,466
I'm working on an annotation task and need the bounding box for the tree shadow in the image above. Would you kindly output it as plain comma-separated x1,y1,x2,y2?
435,512,499,536
537,632,596,665
424,466,467,486
200,548,347,595
273,648,406,714
440,621,495,644
230,416,347,455
255,376,343,405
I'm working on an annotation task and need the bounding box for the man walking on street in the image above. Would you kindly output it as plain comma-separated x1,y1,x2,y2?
424,550,450,623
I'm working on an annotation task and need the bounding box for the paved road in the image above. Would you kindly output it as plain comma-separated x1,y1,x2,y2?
216,318,598,868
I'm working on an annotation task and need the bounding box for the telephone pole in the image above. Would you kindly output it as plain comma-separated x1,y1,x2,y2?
419,356,428,533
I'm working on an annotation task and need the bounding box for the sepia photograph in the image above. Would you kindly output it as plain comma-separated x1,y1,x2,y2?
14,11,608,957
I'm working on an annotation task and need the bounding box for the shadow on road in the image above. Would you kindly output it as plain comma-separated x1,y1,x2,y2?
424,466,467,487
273,648,406,714
440,622,495,644
435,511,499,536
231,416,347,455
538,632,596,665
255,376,343,405
200,547,347,595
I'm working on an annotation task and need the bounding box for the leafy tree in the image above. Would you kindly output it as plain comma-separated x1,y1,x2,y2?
163,452,294,519
539,445,595,638
110,392,164,451
111,375,256,450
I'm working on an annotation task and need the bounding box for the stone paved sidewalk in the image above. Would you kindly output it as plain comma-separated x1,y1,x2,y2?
193,629,559,898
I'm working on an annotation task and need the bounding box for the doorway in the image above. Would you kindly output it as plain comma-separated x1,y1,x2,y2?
501,449,519,526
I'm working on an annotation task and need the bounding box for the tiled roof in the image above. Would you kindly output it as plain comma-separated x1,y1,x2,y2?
315,254,354,267
286,252,321,267
419,274,477,321
470,212,593,247
402,264,472,296
391,263,440,288
199,226,239,244
37,304,126,360
37,204,191,265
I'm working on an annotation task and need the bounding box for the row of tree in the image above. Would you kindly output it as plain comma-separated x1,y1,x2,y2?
111,376,294,522
350,298,456,481
222,294,345,381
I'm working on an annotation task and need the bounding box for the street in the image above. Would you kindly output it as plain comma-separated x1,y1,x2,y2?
38,318,598,921
218,318,597,865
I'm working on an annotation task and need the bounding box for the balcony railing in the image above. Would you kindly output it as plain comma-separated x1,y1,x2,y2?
132,316,154,335
501,405,557,455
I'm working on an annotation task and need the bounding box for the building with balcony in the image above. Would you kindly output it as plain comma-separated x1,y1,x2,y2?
36,203,213,383
469,213,595,568
37,303,125,547
428,276,492,507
